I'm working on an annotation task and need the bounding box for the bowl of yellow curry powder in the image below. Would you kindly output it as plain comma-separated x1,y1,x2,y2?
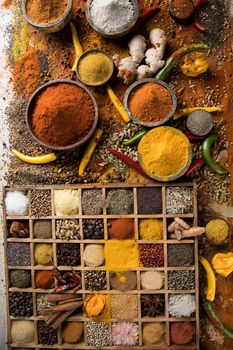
138,126,192,181
76,49,114,87
205,218,230,245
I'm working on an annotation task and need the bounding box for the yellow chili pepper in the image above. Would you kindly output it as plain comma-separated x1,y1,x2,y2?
212,252,233,277
70,22,84,72
78,128,103,176
199,256,216,302
106,85,130,123
173,106,222,120
12,149,57,164
180,53,209,78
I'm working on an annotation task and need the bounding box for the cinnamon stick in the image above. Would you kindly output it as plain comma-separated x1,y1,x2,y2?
45,311,62,326
46,300,83,313
52,309,75,329
58,297,82,305
47,294,79,302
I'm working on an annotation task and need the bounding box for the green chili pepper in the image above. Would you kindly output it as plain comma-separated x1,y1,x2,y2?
156,43,209,81
122,129,148,146
202,298,233,340
202,135,229,175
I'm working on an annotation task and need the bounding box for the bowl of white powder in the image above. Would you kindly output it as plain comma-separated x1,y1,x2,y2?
86,0,139,38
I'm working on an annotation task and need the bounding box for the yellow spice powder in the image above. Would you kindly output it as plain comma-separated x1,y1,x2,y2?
138,126,191,179
105,240,139,271
78,52,113,86
206,219,229,243
139,219,163,240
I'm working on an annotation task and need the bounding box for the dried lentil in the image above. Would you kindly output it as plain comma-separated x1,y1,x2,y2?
57,243,81,266
31,190,52,217
110,294,138,319
86,321,110,348
137,187,162,214
83,219,104,239
168,270,195,290
56,219,80,240
168,244,194,267
7,243,31,266
139,244,164,267
9,292,33,317
37,321,57,345
107,189,133,215
82,189,104,215
166,187,193,214
84,271,107,291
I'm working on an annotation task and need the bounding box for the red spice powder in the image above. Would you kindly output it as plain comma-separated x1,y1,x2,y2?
129,82,173,123
170,322,196,345
31,83,95,147
35,271,54,289
108,219,135,239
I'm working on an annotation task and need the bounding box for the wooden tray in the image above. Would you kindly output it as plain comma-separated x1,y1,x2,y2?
3,183,199,350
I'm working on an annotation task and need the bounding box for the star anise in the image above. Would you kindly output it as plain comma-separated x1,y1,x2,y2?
141,294,165,318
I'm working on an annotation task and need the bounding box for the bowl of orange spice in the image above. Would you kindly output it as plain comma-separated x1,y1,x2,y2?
124,78,177,127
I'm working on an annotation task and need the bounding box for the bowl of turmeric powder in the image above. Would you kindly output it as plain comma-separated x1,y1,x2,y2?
205,218,230,245
124,79,177,127
138,126,192,181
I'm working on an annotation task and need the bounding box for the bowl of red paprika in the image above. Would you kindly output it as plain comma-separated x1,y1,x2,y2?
26,80,99,151
124,78,177,127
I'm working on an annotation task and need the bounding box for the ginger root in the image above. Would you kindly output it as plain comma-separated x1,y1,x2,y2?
128,34,147,64
113,54,138,85
169,218,205,240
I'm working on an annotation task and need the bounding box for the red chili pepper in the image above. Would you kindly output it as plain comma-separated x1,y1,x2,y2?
194,0,204,10
133,6,161,32
186,158,205,176
55,283,77,294
195,16,206,32
53,268,66,284
72,282,82,293
186,134,205,141
108,148,149,178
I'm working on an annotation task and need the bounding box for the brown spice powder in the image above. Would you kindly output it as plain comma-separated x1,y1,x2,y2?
26,0,68,25
31,83,95,147
12,49,41,97
170,0,194,19
129,82,173,123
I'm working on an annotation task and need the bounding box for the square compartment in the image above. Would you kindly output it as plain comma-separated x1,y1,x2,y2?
141,294,165,318
34,219,52,239
31,189,52,217
110,294,138,319
169,294,196,318
83,244,105,267
167,218,194,240
5,191,29,216
61,321,84,344
139,244,164,268
7,242,31,266
54,190,79,216
139,218,163,240
166,186,193,214
84,270,107,291
81,189,104,215
142,322,166,346
107,219,134,239
57,243,81,266
110,271,137,291
56,219,80,240
167,244,194,267
7,220,29,239
83,219,104,240
34,244,53,266
168,270,195,290
137,187,162,215
106,188,134,215
170,321,196,345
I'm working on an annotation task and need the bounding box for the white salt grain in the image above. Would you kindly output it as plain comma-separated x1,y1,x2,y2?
90,0,135,34
169,294,195,317
5,191,29,216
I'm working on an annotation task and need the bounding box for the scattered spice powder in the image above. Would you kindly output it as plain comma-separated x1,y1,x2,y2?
129,83,173,124
105,240,139,271
31,83,95,147
169,0,194,20
12,49,41,98
139,219,163,240
26,0,68,25
78,52,113,86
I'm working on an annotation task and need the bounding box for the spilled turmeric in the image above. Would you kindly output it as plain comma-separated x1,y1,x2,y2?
105,240,139,271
